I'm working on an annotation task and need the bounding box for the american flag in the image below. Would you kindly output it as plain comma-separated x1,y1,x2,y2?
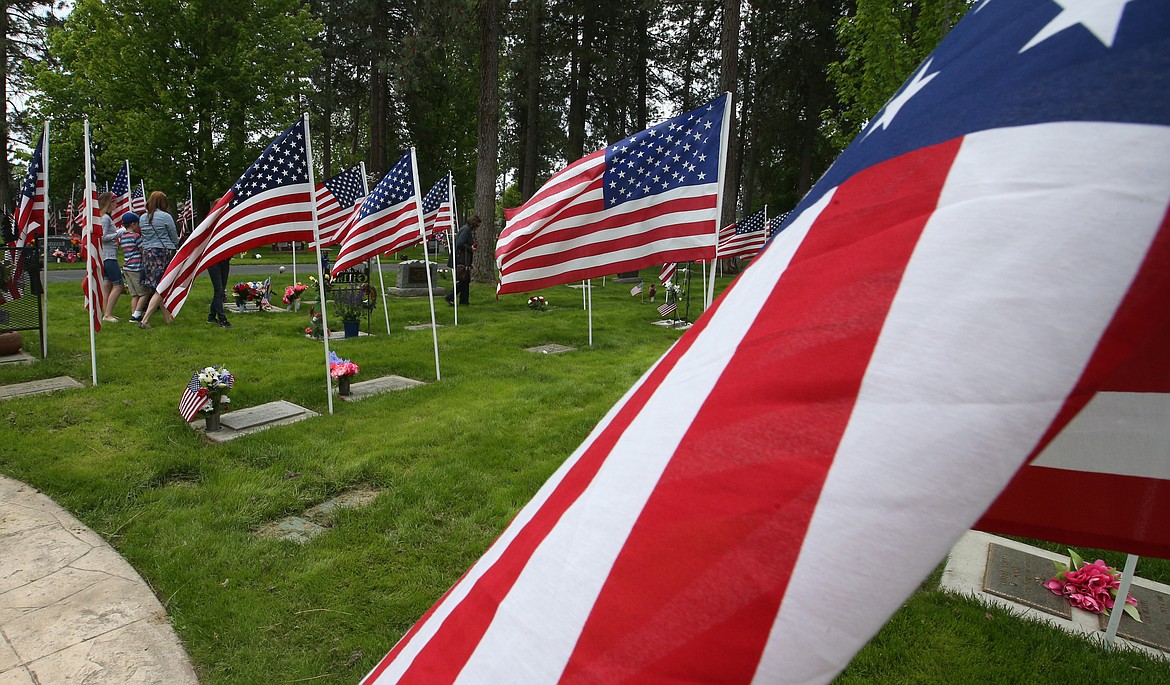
361,4,1170,684
178,371,209,422
178,198,192,233
313,165,365,247
655,299,676,318
110,161,131,222
331,149,422,277
629,282,642,297
658,262,676,285
767,211,789,239
421,173,455,240
2,127,47,304
131,182,146,214
81,125,105,333
496,95,729,295
154,119,317,317
717,207,768,259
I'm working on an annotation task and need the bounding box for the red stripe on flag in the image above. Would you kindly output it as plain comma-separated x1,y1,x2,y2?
978,207,1170,556
557,138,962,683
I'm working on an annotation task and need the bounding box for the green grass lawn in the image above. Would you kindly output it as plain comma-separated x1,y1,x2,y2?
2,266,1168,684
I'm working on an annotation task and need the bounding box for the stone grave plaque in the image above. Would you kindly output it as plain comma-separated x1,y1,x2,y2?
405,323,443,331
254,516,327,544
1097,584,1170,651
220,400,305,431
0,376,84,401
982,543,1071,618
341,375,424,402
525,343,575,355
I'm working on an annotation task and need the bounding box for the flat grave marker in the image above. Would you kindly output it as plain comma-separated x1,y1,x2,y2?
982,543,1071,618
526,343,575,355
192,400,318,443
0,350,36,366
1099,583,1170,652
0,376,84,401
339,375,425,402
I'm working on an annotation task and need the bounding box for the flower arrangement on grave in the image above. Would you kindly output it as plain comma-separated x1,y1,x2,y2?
334,282,378,323
52,249,65,262
185,365,234,430
65,251,78,262
308,273,332,301
283,283,308,304
329,351,359,396
663,281,685,302
329,351,360,378
305,306,324,339
1043,549,1140,619
232,282,259,301
527,295,548,311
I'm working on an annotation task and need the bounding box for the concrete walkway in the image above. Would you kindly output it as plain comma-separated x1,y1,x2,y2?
0,475,199,684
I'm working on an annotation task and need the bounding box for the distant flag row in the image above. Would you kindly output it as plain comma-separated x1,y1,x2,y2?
2,124,48,304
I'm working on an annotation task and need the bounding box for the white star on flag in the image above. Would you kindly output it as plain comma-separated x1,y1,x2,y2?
1021,0,1134,52
864,58,940,139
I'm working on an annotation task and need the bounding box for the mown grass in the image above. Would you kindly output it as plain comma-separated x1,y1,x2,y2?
2,266,1168,684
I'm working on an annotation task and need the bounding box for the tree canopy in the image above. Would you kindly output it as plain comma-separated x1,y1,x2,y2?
8,0,971,237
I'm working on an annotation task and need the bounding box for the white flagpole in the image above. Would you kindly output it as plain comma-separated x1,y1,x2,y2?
291,230,298,283
701,260,707,308
302,114,333,415
709,91,732,310
409,148,441,381
1104,554,1140,643
587,277,593,347
450,174,459,326
581,280,587,309
40,120,50,358
82,120,98,385
187,179,195,237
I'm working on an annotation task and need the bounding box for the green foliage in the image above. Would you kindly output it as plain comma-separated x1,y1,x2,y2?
826,0,971,149
29,0,322,213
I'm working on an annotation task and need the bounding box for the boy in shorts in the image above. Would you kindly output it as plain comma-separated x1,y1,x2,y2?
119,213,147,323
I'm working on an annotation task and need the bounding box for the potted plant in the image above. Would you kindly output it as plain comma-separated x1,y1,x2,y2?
231,282,257,311
527,295,549,311
328,352,360,396
190,365,233,432
283,282,308,311
333,283,377,338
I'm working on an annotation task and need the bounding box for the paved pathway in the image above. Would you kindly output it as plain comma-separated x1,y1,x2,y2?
0,475,199,684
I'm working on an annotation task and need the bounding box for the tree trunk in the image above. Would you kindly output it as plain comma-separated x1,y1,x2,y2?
520,0,542,200
635,5,649,130
473,0,500,281
567,6,595,160
368,63,389,176
717,0,740,233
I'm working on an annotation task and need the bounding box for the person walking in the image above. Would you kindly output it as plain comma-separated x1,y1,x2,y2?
137,192,180,328
97,192,125,322
206,257,232,328
445,214,479,306
118,212,147,323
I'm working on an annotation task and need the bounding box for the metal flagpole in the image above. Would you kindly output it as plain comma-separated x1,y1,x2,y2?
40,120,49,358
1104,554,1140,643
360,163,390,336
701,260,707,309
82,120,99,386
582,280,587,309
587,278,593,347
302,114,334,415
449,172,459,326
709,91,733,310
409,148,441,381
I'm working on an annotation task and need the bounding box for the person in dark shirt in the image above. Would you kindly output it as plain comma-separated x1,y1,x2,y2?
445,214,479,306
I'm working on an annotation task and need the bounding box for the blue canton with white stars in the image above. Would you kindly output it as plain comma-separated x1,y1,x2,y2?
358,151,415,220
20,135,43,201
422,176,449,213
323,166,365,208
737,209,766,235
602,95,725,208
229,122,310,208
110,163,129,197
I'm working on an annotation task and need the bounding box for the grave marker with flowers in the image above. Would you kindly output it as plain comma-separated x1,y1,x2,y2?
329,352,360,396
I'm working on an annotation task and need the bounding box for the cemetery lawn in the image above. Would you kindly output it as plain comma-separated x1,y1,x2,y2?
1,269,1168,684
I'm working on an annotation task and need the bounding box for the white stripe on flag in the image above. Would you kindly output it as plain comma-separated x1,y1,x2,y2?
754,122,1170,683
1029,392,1170,479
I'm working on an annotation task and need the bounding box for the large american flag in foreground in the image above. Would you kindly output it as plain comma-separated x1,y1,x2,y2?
363,4,1170,683
313,165,365,247
331,149,422,276
155,119,316,316
717,207,767,259
496,94,728,294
